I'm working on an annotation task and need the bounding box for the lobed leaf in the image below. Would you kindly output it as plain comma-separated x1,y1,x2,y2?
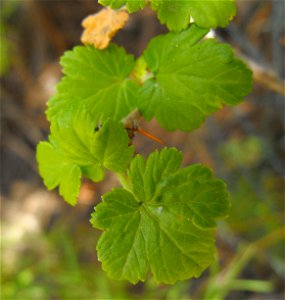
47,44,139,125
91,148,230,283
138,24,253,131
37,107,133,205
151,0,236,31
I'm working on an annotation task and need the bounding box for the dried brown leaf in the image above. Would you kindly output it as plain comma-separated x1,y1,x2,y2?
81,8,129,49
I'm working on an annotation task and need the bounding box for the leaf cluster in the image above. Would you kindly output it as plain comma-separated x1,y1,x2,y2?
36,0,252,284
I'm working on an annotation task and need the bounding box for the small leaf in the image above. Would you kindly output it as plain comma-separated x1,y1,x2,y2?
131,56,148,84
151,0,236,31
91,148,230,283
47,44,139,124
92,119,134,173
138,25,253,131
37,107,133,205
99,0,147,13
81,8,129,49
37,142,82,205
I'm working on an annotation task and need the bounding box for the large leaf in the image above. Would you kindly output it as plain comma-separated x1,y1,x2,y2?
138,25,253,131
151,0,236,31
37,107,134,205
47,44,139,124
91,148,230,283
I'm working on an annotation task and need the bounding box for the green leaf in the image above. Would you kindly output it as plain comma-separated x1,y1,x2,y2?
92,119,134,173
91,148,230,283
98,0,236,31
37,142,82,205
50,106,98,166
47,44,139,124
151,0,236,31
37,107,133,205
126,147,182,202
160,164,230,229
138,25,253,131
99,0,147,12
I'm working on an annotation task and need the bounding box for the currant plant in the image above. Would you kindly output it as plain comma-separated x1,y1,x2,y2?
37,0,252,284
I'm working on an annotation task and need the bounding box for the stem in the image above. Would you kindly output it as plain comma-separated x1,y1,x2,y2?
115,172,129,190
228,279,273,293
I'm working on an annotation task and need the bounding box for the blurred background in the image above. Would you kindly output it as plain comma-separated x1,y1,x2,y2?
1,0,284,299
